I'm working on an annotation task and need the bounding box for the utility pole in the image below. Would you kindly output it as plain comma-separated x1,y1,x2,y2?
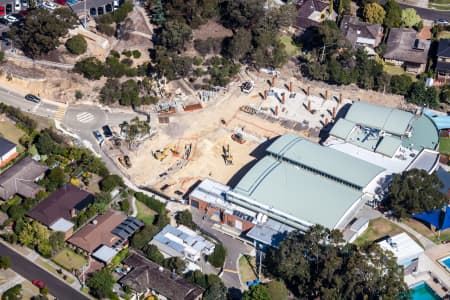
84,0,86,28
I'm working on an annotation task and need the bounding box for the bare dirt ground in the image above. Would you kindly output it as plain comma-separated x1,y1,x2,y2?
111,66,406,198
192,20,233,41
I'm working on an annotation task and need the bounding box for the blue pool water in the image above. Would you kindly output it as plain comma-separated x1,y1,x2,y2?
441,256,450,269
410,282,441,300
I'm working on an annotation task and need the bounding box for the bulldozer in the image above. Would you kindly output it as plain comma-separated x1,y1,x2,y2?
118,155,132,168
222,144,233,165
154,145,177,161
231,132,246,144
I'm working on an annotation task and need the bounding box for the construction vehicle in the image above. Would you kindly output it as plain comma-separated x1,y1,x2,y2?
118,155,132,168
153,145,177,161
231,132,246,144
222,144,233,165
240,105,257,115
241,81,254,93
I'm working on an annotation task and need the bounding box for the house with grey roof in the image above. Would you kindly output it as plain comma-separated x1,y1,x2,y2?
0,157,48,201
119,252,204,300
295,0,335,31
0,137,18,167
383,28,430,73
436,39,450,83
340,15,383,52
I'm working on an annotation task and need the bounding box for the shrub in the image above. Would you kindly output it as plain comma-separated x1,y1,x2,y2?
2,284,22,300
132,50,141,58
97,13,114,25
65,34,87,55
122,50,132,57
74,57,105,80
134,192,165,214
119,199,130,213
97,23,115,36
143,244,164,264
175,210,196,229
208,243,226,268
0,256,12,269
75,90,83,100
121,58,133,67
99,174,124,192
110,50,120,58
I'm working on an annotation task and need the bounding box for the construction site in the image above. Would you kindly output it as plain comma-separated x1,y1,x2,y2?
102,64,407,200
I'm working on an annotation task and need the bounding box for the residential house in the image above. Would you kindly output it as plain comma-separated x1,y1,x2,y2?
0,157,48,200
149,225,215,262
68,210,143,264
340,15,383,53
0,137,18,167
384,28,430,73
436,39,450,83
26,184,94,239
295,0,334,31
119,253,204,300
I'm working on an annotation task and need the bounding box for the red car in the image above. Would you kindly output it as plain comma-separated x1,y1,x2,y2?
55,0,67,5
32,280,45,289
0,6,5,17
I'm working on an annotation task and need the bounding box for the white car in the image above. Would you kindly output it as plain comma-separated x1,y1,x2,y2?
5,15,18,23
113,0,119,10
14,1,21,10
42,1,56,9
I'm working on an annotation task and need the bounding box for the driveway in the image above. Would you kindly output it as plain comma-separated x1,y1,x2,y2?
192,210,253,291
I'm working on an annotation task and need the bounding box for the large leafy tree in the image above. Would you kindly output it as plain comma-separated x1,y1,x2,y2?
157,20,192,52
220,0,265,29
363,2,386,24
9,8,77,58
386,169,447,218
401,8,421,28
407,81,439,108
86,268,115,299
265,226,408,299
226,29,252,61
242,284,270,300
383,0,402,28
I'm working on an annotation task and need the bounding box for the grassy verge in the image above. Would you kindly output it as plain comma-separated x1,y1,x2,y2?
354,217,424,248
239,255,258,284
136,200,156,225
404,218,450,244
36,258,75,284
0,121,25,151
439,137,450,155
52,248,87,271
280,35,300,57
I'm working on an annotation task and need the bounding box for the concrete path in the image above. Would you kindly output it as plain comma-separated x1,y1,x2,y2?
387,217,436,249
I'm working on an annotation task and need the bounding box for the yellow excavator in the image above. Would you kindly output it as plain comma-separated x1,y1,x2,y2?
154,145,177,161
223,144,233,165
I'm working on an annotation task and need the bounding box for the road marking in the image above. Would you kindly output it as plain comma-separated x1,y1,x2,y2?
223,269,238,273
76,112,94,123
54,106,67,121
32,103,40,113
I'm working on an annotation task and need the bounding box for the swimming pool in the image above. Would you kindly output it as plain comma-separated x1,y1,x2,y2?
409,282,441,300
438,255,450,272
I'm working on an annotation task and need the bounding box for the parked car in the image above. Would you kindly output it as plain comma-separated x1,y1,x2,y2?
24,94,41,103
42,1,56,9
93,130,104,144
0,6,5,17
55,0,67,5
32,280,45,289
14,0,20,11
435,19,449,25
0,17,8,25
5,15,18,23
102,125,113,138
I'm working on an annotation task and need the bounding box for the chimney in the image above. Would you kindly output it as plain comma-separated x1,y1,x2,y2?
289,81,293,92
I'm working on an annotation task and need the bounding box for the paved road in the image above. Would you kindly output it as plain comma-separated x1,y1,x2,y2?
398,3,450,20
0,244,89,300
0,86,64,120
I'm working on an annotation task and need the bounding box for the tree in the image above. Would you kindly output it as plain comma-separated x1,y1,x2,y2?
131,224,159,249
120,80,140,106
203,278,227,300
226,29,252,61
46,167,66,191
163,257,186,274
151,0,165,25
265,226,408,299
18,222,35,246
384,0,402,28
175,210,196,229
389,74,412,95
0,256,12,269
386,169,447,218
401,8,421,28
143,244,164,264
86,268,115,299
363,3,386,24
74,57,105,80
2,284,22,300
221,0,265,29
266,280,288,300
49,231,65,252
119,199,130,213
100,175,124,192
242,284,270,300
9,8,77,58
407,81,439,108
34,131,56,155
100,79,121,104
65,34,87,55
207,243,226,268
157,20,192,51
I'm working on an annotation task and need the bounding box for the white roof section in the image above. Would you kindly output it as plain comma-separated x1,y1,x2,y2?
190,178,230,206
378,233,424,266
49,218,74,233
92,245,118,263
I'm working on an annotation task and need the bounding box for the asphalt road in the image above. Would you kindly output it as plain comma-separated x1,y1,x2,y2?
0,244,89,300
0,87,62,119
398,3,450,20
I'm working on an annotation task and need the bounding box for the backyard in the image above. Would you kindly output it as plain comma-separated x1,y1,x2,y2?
0,121,25,151
280,35,300,57
136,200,157,226
52,248,87,272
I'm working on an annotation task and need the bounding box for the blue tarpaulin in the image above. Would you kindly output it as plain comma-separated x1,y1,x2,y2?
413,206,450,230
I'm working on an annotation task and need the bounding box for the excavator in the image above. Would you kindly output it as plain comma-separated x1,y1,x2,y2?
154,145,177,161
118,155,132,168
231,132,246,144
222,144,233,165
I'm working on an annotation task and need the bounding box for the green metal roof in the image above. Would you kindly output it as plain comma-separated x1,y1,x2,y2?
329,118,355,140
402,115,439,151
233,156,363,229
266,134,384,189
345,102,413,136
375,136,402,157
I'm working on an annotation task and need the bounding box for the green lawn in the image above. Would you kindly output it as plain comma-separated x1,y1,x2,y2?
0,121,25,151
354,218,403,246
238,255,261,284
439,137,450,155
136,200,157,225
404,218,450,244
36,258,75,284
430,0,450,4
280,35,300,57
52,248,87,271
